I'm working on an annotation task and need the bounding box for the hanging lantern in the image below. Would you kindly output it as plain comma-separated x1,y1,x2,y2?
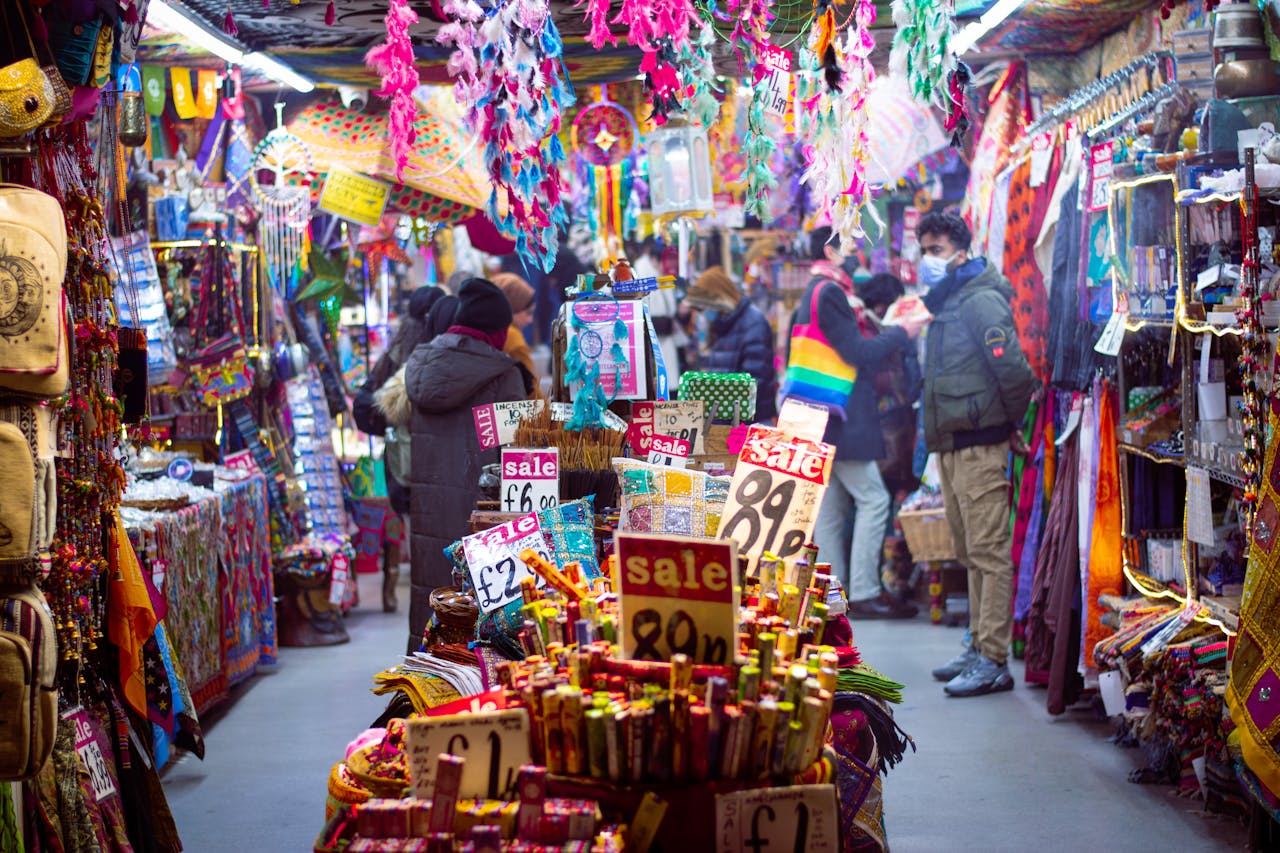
645,123,714,218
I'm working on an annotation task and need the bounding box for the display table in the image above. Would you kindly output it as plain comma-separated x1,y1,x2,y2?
125,473,276,714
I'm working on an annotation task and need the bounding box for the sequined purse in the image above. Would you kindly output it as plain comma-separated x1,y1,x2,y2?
0,2,56,138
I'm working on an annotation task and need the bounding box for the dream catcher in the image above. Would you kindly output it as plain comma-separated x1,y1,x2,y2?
572,95,638,259
251,103,315,295
564,293,631,431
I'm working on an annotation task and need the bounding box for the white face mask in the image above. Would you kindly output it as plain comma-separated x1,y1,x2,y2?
918,253,958,289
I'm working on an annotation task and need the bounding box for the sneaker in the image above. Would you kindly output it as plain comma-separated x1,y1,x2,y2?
931,645,979,682
944,655,1014,697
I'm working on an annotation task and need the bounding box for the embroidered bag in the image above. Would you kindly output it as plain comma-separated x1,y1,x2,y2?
0,2,56,138
0,583,57,780
0,184,67,399
188,238,254,407
781,281,857,418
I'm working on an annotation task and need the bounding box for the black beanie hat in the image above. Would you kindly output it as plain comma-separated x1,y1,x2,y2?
408,285,445,322
453,278,512,333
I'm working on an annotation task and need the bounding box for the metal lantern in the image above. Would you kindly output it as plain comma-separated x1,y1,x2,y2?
645,123,713,217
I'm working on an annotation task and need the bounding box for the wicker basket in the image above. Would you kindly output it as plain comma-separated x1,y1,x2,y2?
898,509,956,563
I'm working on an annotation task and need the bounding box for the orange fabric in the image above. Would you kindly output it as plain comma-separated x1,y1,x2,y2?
1085,387,1122,664
108,513,158,717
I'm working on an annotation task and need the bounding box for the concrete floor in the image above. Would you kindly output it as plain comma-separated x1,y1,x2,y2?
163,574,1250,851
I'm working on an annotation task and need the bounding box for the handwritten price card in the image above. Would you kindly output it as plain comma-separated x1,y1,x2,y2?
473,399,546,450
501,448,559,513
717,425,834,572
461,513,552,614
655,400,706,455
614,532,738,665
407,708,533,800
715,785,839,853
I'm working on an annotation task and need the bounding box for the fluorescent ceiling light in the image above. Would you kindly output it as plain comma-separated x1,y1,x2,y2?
242,52,316,93
951,0,1032,55
146,0,315,93
146,0,243,63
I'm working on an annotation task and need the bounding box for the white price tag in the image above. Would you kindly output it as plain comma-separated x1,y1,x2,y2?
654,400,705,455
715,785,839,853
461,513,552,613
1094,312,1126,357
776,399,830,443
718,426,834,572
1186,466,1215,547
64,706,117,803
473,400,545,450
328,551,351,607
407,709,533,800
550,401,628,432
500,448,559,514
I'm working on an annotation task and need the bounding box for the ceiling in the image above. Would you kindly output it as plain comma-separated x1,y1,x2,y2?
136,0,1152,91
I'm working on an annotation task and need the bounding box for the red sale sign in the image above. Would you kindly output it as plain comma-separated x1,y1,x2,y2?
614,532,739,664
629,401,655,454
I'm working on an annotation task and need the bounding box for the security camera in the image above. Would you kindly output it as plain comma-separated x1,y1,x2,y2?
338,86,369,111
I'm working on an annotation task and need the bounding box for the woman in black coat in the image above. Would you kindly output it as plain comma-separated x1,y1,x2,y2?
683,265,778,422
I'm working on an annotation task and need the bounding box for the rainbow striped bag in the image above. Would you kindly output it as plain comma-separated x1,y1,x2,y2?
781,281,857,418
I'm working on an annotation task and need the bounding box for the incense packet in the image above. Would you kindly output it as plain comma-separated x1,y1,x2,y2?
648,697,673,783
758,633,777,679
560,687,585,776
671,690,690,781
541,688,563,774
718,706,743,780
516,765,547,841
689,705,711,781
585,710,607,779
604,709,625,783
705,676,729,771
770,701,795,778
429,754,464,834
752,697,778,779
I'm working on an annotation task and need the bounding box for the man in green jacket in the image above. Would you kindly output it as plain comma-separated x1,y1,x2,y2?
917,212,1035,698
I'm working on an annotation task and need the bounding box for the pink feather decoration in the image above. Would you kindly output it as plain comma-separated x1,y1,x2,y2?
364,0,420,182
325,0,336,26
580,0,617,49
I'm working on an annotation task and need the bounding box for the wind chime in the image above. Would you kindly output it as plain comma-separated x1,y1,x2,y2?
572,92,639,260
251,102,315,295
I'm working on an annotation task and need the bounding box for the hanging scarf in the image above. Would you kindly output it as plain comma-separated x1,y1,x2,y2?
1084,383,1122,676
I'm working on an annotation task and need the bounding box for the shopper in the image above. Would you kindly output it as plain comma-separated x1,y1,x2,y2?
786,229,926,618
683,265,778,422
403,278,531,652
917,211,1035,698
491,271,542,395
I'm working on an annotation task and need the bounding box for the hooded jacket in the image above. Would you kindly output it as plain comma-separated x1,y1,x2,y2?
921,258,1035,453
403,333,526,648
698,297,778,422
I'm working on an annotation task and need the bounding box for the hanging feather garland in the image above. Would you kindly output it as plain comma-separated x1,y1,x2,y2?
438,0,576,272
576,0,700,123
364,0,420,182
889,0,955,105
742,88,778,222
799,0,877,251
676,16,722,128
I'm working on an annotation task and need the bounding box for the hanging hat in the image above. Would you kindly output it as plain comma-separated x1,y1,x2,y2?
684,266,742,312
453,278,512,332
491,272,536,314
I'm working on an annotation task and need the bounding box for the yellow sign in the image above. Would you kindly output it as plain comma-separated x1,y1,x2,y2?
317,167,392,227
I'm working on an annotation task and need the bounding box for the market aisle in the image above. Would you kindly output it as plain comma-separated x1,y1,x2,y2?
860,617,1248,852
163,572,403,852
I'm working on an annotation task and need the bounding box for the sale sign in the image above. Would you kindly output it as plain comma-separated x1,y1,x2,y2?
407,708,533,800
715,785,839,853
717,425,834,572
654,400,706,455
629,401,655,454
614,532,738,665
501,448,559,514
646,433,691,468
461,514,553,614
473,399,546,450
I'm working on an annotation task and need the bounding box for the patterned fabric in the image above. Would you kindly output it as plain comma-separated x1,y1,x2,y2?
0,783,20,853
1001,157,1055,382
218,475,277,685
964,62,1028,258
613,458,731,536
1084,384,1123,678
539,497,601,582
1228,383,1280,800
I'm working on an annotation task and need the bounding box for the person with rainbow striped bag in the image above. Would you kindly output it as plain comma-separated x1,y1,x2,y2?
782,227,930,620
